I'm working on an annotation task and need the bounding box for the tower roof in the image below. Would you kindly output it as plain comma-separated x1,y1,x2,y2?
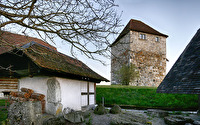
110,19,168,47
157,29,200,94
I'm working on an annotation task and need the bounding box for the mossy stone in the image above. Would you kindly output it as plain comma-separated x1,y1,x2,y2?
94,104,107,115
110,105,121,114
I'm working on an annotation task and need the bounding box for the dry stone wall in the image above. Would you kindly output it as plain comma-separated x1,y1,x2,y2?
111,31,167,86
7,88,46,124
8,101,42,125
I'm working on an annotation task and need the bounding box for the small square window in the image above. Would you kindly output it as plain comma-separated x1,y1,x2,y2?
155,37,159,42
139,34,146,40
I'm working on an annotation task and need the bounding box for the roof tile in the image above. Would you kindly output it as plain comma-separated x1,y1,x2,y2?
157,28,200,94
0,31,56,54
110,19,168,47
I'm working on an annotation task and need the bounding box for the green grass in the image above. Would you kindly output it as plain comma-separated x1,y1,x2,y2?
96,85,198,110
0,99,8,123
0,99,7,106
0,108,8,123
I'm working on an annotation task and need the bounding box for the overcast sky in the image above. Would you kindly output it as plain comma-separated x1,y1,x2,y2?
58,0,200,84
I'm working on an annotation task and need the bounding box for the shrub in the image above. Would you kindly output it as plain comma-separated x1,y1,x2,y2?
117,64,139,85
94,104,107,115
110,105,121,114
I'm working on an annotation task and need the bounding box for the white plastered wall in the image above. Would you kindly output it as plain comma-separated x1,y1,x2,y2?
19,76,96,112
19,76,49,101
56,77,82,110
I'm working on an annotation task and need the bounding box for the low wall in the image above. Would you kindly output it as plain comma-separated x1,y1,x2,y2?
8,101,42,125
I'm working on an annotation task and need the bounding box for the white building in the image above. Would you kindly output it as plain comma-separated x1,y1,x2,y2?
0,31,108,115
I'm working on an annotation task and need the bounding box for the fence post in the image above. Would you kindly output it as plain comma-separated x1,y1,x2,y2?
102,97,104,106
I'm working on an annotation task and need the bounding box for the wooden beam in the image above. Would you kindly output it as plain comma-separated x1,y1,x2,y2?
0,79,18,81
0,78,18,91
94,83,96,104
87,81,89,105
81,92,95,95
0,87,18,89
0,82,18,84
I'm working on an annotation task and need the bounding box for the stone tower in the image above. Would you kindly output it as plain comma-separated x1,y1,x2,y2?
110,19,168,86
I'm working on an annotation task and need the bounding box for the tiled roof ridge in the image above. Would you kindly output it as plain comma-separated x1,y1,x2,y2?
21,41,57,53
129,19,168,37
110,19,168,47
0,30,57,51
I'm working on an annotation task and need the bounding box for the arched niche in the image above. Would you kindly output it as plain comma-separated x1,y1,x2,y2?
47,77,61,103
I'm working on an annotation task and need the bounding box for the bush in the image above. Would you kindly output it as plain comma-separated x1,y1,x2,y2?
117,64,139,85
94,104,107,115
110,105,121,114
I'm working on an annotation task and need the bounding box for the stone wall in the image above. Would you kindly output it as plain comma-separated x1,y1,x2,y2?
111,33,130,85
8,101,42,125
111,31,167,86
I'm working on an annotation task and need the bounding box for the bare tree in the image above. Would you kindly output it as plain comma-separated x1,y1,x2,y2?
0,0,121,63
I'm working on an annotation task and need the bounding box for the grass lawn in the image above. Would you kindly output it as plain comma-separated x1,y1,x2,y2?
0,85,198,122
0,99,8,123
96,85,198,110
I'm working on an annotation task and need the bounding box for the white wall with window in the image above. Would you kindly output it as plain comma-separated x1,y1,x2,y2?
19,76,96,115
81,82,95,107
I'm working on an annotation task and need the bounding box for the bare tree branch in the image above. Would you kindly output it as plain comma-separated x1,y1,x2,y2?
0,0,122,63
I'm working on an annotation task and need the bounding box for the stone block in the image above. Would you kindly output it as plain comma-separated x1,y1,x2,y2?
111,112,150,125
46,102,63,116
8,101,42,125
147,109,168,118
94,104,108,115
43,116,66,125
64,111,84,123
110,105,121,114
164,116,194,125
194,121,200,125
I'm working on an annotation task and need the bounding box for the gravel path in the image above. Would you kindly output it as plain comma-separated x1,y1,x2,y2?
81,109,199,125
81,109,163,125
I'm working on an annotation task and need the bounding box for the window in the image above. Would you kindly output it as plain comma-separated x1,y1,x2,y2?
81,82,95,107
155,37,159,42
139,34,146,40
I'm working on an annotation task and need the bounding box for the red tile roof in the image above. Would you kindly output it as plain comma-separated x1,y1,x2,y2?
0,31,56,54
110,19,168,47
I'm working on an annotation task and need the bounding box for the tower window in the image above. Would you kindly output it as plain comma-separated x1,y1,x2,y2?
155,37,159,42
139,34,146,40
